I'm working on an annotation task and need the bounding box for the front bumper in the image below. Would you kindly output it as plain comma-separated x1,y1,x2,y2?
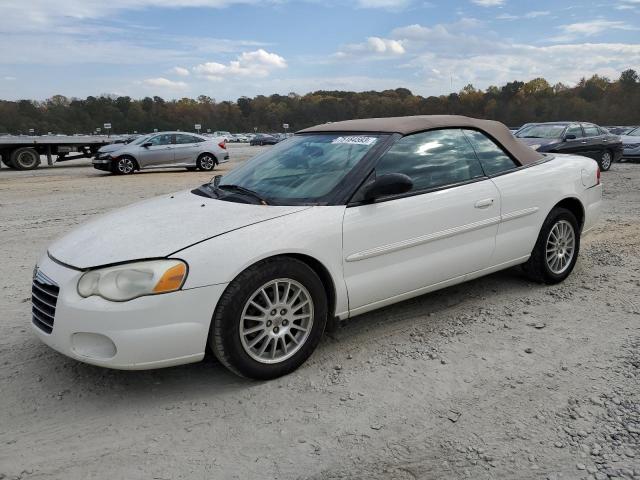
622,145,640,159
32,254,227,370
92,158,112,172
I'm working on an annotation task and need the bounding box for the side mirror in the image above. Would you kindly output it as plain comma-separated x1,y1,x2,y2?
564,134,576,141
362,173,413,202
142,142,153,148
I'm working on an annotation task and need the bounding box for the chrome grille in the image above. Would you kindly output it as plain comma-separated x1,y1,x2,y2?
32,270,59,334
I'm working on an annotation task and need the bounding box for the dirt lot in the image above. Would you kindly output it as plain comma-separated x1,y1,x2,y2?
1,146,638,480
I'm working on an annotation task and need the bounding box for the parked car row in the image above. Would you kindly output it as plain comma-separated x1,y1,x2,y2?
515,122,623,171
93,132,229,175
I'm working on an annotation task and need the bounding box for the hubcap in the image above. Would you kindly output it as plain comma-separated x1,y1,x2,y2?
239,278,314,364
118,158,134,174
601,152,611,169
200,156,214,170
545,220,576,274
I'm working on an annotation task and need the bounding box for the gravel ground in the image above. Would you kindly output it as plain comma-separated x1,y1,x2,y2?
0,147,638,480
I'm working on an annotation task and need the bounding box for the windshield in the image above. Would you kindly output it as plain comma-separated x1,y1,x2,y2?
213,133,384,205
516,124,566,139
131,134,152,145
628,127,640,136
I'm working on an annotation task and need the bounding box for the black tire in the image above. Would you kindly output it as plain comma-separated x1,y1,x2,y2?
523,207,580,284
210,257,328,380
1,155,15,169
112,156,136,175
598,150,613,171
196,153,216,172
10,147,40,170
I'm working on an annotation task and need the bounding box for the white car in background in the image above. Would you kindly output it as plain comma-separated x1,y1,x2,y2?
620,126,640,161
33,116,601,379
213,131,233,143
92,131,229,174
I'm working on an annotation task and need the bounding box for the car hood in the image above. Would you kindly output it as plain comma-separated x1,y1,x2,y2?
620,135,640,144
48,191,310,269
517,138,561,149
98,143,127,154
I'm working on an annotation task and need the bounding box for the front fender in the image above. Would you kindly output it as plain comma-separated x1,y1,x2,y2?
173,206,349,318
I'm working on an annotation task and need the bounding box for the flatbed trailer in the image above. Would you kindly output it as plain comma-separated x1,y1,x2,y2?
0,135,114,170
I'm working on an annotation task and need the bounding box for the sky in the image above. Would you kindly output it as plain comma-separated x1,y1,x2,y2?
0,0,639,101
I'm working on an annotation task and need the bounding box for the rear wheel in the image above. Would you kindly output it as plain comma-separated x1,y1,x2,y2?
112,156,136,175
210,257,328,379
599,150,612,171
197,154,216,172
523,207,580,284
1,154,15,169
10,148,40,170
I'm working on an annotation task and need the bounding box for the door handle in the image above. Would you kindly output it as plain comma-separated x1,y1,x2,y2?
474,198,494,209
581,141,587,144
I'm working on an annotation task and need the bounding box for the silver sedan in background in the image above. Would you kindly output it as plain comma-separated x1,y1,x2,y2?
93,132,229,174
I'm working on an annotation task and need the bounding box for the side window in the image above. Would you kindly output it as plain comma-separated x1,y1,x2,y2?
463,129,518,176
583,124,600,137
175,134,196,144
375,129,484,193
148,134,173,146
565,125,584,138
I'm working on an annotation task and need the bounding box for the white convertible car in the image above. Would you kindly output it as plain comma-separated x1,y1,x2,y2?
32,116,602,379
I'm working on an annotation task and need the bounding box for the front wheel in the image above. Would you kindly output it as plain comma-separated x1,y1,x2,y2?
210,257,328,379
523,207,580,284
598,150,612,171
112,156,136,175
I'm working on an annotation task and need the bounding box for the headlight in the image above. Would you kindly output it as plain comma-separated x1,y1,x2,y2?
77,259,187,301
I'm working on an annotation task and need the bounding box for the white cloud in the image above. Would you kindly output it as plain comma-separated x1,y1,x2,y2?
3,76,16,81
355,0,411,8
550,20,636,42
391,21,640,93
170,66,190,76
335,37,406,59
471,0,505,6
193,49,287,80
496,10,550,20
142,77,188,90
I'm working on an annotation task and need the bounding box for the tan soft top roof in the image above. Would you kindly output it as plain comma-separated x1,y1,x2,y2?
298,115,543,166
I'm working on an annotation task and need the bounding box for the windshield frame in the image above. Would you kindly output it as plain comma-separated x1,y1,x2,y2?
196,132,395,206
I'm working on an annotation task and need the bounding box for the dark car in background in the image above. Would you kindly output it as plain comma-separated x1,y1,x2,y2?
516,122,623,171
250,133,279,146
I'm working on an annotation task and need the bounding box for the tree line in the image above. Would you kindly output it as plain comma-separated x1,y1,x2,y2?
1,70,639,135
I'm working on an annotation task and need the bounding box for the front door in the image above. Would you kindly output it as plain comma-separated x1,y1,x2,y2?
557,124,587,156
342,129,501,315
137,133,175,167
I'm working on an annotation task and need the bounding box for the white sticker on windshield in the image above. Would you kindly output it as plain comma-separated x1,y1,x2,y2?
331,136,377,146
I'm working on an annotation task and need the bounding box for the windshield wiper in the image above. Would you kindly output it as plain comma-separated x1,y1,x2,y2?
217,184,270,205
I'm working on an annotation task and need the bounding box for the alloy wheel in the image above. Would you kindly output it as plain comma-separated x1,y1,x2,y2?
117,158,134,174
199,155,215,170
239,278,314,364
545,220,576,274
601,151,612,170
